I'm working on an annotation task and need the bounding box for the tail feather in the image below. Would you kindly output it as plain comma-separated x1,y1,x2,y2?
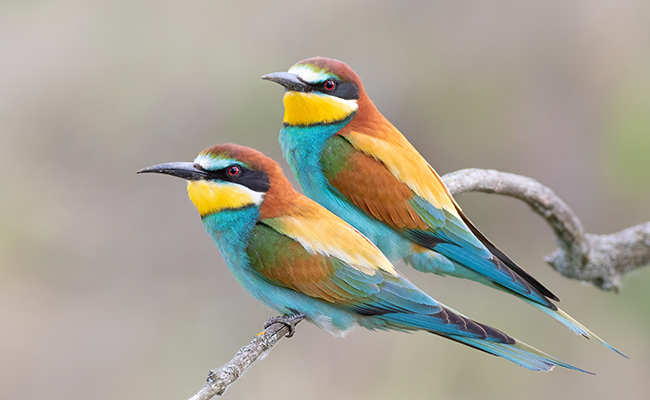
431,304,594,373
449,335,594,374
447,269,626,358
525,300,628,358
380,304,594,373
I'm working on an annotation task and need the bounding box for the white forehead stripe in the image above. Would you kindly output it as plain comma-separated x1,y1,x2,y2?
288,65,331,84
194,154,239,170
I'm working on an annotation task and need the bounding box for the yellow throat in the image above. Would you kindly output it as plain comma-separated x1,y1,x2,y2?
282,91,358,126
187,180,264,216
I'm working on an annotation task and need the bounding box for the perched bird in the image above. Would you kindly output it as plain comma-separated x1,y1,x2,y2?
139,143,590,373
262,57,623,356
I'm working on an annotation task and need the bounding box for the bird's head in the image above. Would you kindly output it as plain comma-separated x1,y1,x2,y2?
138,144,295,218
262,57,366,127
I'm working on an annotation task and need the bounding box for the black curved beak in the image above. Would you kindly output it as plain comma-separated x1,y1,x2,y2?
261,71,311,92
137,162,208,181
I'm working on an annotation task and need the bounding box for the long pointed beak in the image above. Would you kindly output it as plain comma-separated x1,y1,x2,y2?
261,71,311,92
137,162,209,181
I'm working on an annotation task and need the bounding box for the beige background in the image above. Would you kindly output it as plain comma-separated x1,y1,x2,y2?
1,1,649,399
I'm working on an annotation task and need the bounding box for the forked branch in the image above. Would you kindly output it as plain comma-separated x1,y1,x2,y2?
442,168,650,291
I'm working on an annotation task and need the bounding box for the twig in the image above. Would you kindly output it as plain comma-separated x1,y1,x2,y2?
188,316,305,400
442,168,650,291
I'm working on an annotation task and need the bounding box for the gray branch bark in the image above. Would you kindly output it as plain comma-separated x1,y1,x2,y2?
442,168,650,291
186,168,649,400
188,317,305,400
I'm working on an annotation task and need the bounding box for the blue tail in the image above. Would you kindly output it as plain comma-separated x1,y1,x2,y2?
380,304,593,373
525,299,628,358
449,335,594,373
410,255,626,358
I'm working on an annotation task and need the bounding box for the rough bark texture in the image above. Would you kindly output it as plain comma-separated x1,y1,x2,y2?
442,168,650,291
186,168,649,400
188,317,305,400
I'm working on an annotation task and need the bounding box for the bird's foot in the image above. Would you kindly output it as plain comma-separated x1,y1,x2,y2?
264,313,306,338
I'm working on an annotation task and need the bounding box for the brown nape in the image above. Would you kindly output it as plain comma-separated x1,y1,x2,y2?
258,165,303,220
201,143,301,220
339,87,392,139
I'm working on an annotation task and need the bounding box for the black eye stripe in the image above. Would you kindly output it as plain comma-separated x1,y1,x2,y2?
204,165,248,181
311,80,359,100
202,165,270,193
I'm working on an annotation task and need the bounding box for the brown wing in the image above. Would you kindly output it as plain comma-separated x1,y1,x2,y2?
246,222,387,306
322,134,428,230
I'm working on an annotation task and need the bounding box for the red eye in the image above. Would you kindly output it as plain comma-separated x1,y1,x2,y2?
324,80,336,91
227,165,241,176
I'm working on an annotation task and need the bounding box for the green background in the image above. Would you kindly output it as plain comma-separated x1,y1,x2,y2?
1,1,649,399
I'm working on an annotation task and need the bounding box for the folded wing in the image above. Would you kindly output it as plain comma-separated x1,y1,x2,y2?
321,132,558,307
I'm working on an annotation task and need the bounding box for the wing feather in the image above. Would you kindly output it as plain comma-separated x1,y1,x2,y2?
247,223,380,305
321,133,558,307
262,198,397,277
247,219,520,345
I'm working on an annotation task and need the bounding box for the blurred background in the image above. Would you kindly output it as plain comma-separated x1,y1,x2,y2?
1,0,649,399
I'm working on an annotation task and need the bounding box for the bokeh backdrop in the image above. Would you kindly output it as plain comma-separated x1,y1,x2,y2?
1,1,649,399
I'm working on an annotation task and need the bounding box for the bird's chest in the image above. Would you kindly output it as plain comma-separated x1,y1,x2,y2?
279,124,339,194
201,208,259,276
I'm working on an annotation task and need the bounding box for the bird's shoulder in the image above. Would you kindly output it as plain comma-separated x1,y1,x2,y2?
256,198,397,277
321,128,468,234
342,122,458,216
246,214,392,304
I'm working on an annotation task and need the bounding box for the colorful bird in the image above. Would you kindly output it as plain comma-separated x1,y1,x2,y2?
262,57,623,356
138,143,591,372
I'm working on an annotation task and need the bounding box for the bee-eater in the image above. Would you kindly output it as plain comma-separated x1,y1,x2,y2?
138,143,590,373
262,57,623,356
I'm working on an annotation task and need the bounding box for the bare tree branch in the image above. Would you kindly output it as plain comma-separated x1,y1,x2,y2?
442,168,650,291
188,316,305,400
